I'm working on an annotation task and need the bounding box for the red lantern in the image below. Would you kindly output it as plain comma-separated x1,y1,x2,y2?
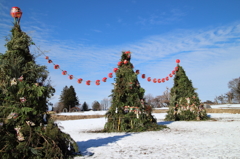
169,73,173,77
69,75,73,80
108,73,113,78
176,59,180,64
77,78,83,84
113,68,118,73
10,7,22,18
142,74,146,79
172,70,175,75
166,77,169,81
147,77,151,82
86,80,91,86
102,77,107,82
125,51,131,54
96,80,100,86
124,60,128,64
153,78,157,83
45,56,49,60
54,65,59,69
175,67,178,71
62,71,67,75
136,70,140,74
118,61,122,66
162,78,165,83
48,60,52,63
158,79,161,83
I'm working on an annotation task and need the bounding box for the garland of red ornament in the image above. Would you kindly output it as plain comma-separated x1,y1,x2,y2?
36,46,180,86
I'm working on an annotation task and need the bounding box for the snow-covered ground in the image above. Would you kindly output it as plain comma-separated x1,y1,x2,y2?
56,107,240,159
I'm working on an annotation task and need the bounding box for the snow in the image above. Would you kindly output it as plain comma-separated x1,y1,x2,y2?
56,108,240,159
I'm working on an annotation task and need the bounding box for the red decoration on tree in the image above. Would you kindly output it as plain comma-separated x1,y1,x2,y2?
10,7,22,18
102,77,107,82
124,60,128,64
175,66,178,71
169,73,173,77
113,68,118,73
86,80,91,86
176,59,180,63
96,80,100,86
108,73,113,78
118,61,122,66
125,51,131,54
162,78,165,83
69,75,73,80
147,77,151,82
45,56,49,60
172,70,175,75
48,60,52,63
77,78,83,84
166,77,169,81
18,75,23,82
136,70,140,74
142,74,146,79
153,78,157,83
20,97,26,103
54,65,59,69
158,79,161,83
62,71,67,75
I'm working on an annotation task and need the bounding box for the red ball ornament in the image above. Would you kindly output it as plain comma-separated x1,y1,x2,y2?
69,75,73,80
169,73,173,77
96,80,100,86
176,59,180,64
172,70,175,75
48,60,52,63
125,51,131,54
153,78,157,83
175,66,178,71
158,79,161,83
10,7,22,18
54,65,59,69
113,68,118,73
77,78,83,84
118,61,122,66
162,78,165,83
124,60,128,64
142,74,146,79
135,70,140,74
166,77,169,81
62,71,67,75
45,56,49,60
108,73,113,78
102,77,107,82
147,77,151,82
86,80,91,86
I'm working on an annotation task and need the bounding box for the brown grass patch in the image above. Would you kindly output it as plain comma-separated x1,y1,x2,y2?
206,108,240,114
51,114,105,121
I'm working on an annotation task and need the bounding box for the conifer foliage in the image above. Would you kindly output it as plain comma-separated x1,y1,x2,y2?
0,24,78,158
60,85,79,111
104,51,165,132
165,64,208,121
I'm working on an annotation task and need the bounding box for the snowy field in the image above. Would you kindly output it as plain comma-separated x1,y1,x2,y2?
56,105,240,159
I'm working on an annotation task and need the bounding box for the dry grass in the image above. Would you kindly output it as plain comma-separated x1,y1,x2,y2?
206,109,240,114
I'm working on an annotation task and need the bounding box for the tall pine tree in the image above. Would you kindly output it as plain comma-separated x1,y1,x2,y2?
0,23,79,158
165,64,208,121
60,85,79,111
104,51,166,132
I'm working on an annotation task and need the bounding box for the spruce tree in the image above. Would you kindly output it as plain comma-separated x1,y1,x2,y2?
104,51,165,132
60,85,79,111
0,24,78,158
165,64,208,121
82,102,88,111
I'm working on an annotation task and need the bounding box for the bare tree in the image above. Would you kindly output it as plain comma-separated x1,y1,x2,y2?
144,94,155,107
228,77,240,103
217,95,226,104
101,98,111,110
53,102,64,113
214,96,219,104
226,91,234,104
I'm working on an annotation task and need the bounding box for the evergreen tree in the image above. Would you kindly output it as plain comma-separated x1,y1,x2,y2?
104,51,166,132
60,85,79,111
82,102,88,111
165,64,208,121
92,101,101,111
0,24,78,158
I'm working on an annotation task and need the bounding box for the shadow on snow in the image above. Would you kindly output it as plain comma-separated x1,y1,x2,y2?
77,133,132,156
157,121,174,125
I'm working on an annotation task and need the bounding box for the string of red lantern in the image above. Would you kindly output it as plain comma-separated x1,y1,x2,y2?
35,45,180,86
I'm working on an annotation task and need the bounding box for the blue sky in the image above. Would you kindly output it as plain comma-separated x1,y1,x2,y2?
0,0,240,108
